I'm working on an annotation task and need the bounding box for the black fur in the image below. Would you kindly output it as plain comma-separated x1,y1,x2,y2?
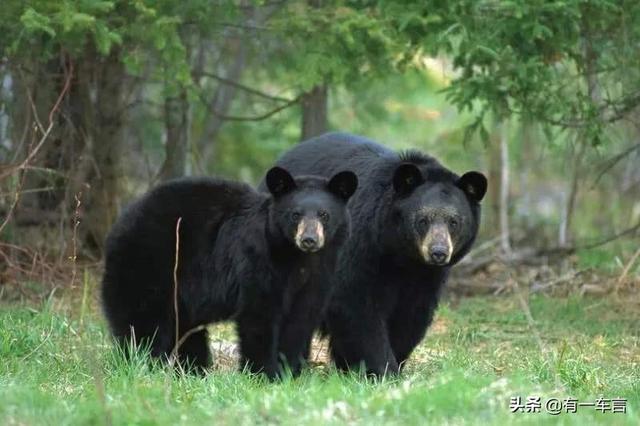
101,168,357,378
263,132,486,377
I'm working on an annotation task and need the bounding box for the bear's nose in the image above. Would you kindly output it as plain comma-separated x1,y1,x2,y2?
429,247,448,265
300,237,318,251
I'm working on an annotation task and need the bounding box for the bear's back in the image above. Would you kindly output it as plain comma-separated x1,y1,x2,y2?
273,132,447,189
102,177,262,329
103,177,262,295
107,178,257,249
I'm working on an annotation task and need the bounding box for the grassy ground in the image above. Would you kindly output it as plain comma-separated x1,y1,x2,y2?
0,291,638,425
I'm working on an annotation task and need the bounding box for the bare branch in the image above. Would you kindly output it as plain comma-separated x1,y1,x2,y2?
237,0,288,9
197,91,301,122
538,220,640,256
0,61,73,234
541,91,640,129
196,71,293,103
170,325,207,363
615,246,640,292
0,60,74,181
592,143,640,187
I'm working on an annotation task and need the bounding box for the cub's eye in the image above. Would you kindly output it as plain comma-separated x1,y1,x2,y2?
448,218,459,229
318,211,330,222
418,217,429,227
291,212,301,221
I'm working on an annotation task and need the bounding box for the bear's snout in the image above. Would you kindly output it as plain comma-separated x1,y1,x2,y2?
420,223,452,265
295,218,325,253
429,245,449,264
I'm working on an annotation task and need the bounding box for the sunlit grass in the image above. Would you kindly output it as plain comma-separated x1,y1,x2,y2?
0,293,638,425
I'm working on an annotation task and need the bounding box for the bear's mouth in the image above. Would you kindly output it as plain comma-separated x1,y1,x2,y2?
295,218,325,253
420,224,452,266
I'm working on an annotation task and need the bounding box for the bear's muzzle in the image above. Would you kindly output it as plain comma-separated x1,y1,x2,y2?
295,218,325,253
420,223,452,265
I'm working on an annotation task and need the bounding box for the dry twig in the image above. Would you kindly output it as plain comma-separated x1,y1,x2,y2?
165,217,210,375
69,192,82,289
615,246,640,293
170,217,182,368
0,60,74,235
511,276,565,391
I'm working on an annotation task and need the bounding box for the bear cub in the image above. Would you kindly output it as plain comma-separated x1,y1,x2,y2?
101,167,357,378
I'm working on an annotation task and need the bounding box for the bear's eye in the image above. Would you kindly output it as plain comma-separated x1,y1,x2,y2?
318,211,330,222
291,212,301,221
448,218,459,229
418,217,429,227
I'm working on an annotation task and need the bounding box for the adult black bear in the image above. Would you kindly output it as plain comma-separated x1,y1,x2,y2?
101,167,357,378
265,133,487,376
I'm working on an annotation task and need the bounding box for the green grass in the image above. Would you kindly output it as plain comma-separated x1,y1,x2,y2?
0,293,638,425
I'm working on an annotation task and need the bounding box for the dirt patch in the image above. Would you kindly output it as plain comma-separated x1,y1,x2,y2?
209,333,333,371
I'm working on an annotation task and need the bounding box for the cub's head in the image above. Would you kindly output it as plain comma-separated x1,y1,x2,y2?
265,167,358,253
387,162,487,266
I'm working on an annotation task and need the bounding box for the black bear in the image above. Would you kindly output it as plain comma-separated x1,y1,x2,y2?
265,132,487,376
101,167,357,378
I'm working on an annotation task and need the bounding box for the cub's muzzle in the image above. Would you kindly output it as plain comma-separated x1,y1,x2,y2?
420,223,452,265
295,218,325,253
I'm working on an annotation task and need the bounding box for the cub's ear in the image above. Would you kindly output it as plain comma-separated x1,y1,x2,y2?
266,167,296,197
457,171,487,202
393,163,424,195
328,171,358,201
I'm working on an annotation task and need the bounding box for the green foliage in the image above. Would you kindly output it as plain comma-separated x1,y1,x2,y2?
330,69,484,172
213,114,301,183
2,1,411,95
269,2,406,90
5,1,121,57
208,69,482,183
1,1,239,92
2,0,637,255
378,0,640,144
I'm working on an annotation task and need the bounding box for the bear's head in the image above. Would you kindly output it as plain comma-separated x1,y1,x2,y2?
265,166,358,253
386,161,487,267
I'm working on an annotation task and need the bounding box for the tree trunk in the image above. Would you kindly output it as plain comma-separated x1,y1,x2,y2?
299,0,328,142
6,48,126,254
560,15,601,246
300,84,328,141
83,48,126,251
519,119,534,231
485,118,511,254
486,123,501,238
195,1,283,168
159,88,190,181
198,37,247,166
498,120,512,254
559,138,586,247
12,57,70,228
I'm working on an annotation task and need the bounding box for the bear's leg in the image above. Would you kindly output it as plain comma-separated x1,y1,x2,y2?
387,316,430,370
277,284,329,376
236,307,282,380
110,313,174,363
177,327,212,374
387,292,437,369
326,303,399,377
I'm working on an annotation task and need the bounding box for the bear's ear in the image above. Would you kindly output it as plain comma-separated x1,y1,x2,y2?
393,163,424,195
328,171,358,201
457,171,487,202
266,167,296,197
